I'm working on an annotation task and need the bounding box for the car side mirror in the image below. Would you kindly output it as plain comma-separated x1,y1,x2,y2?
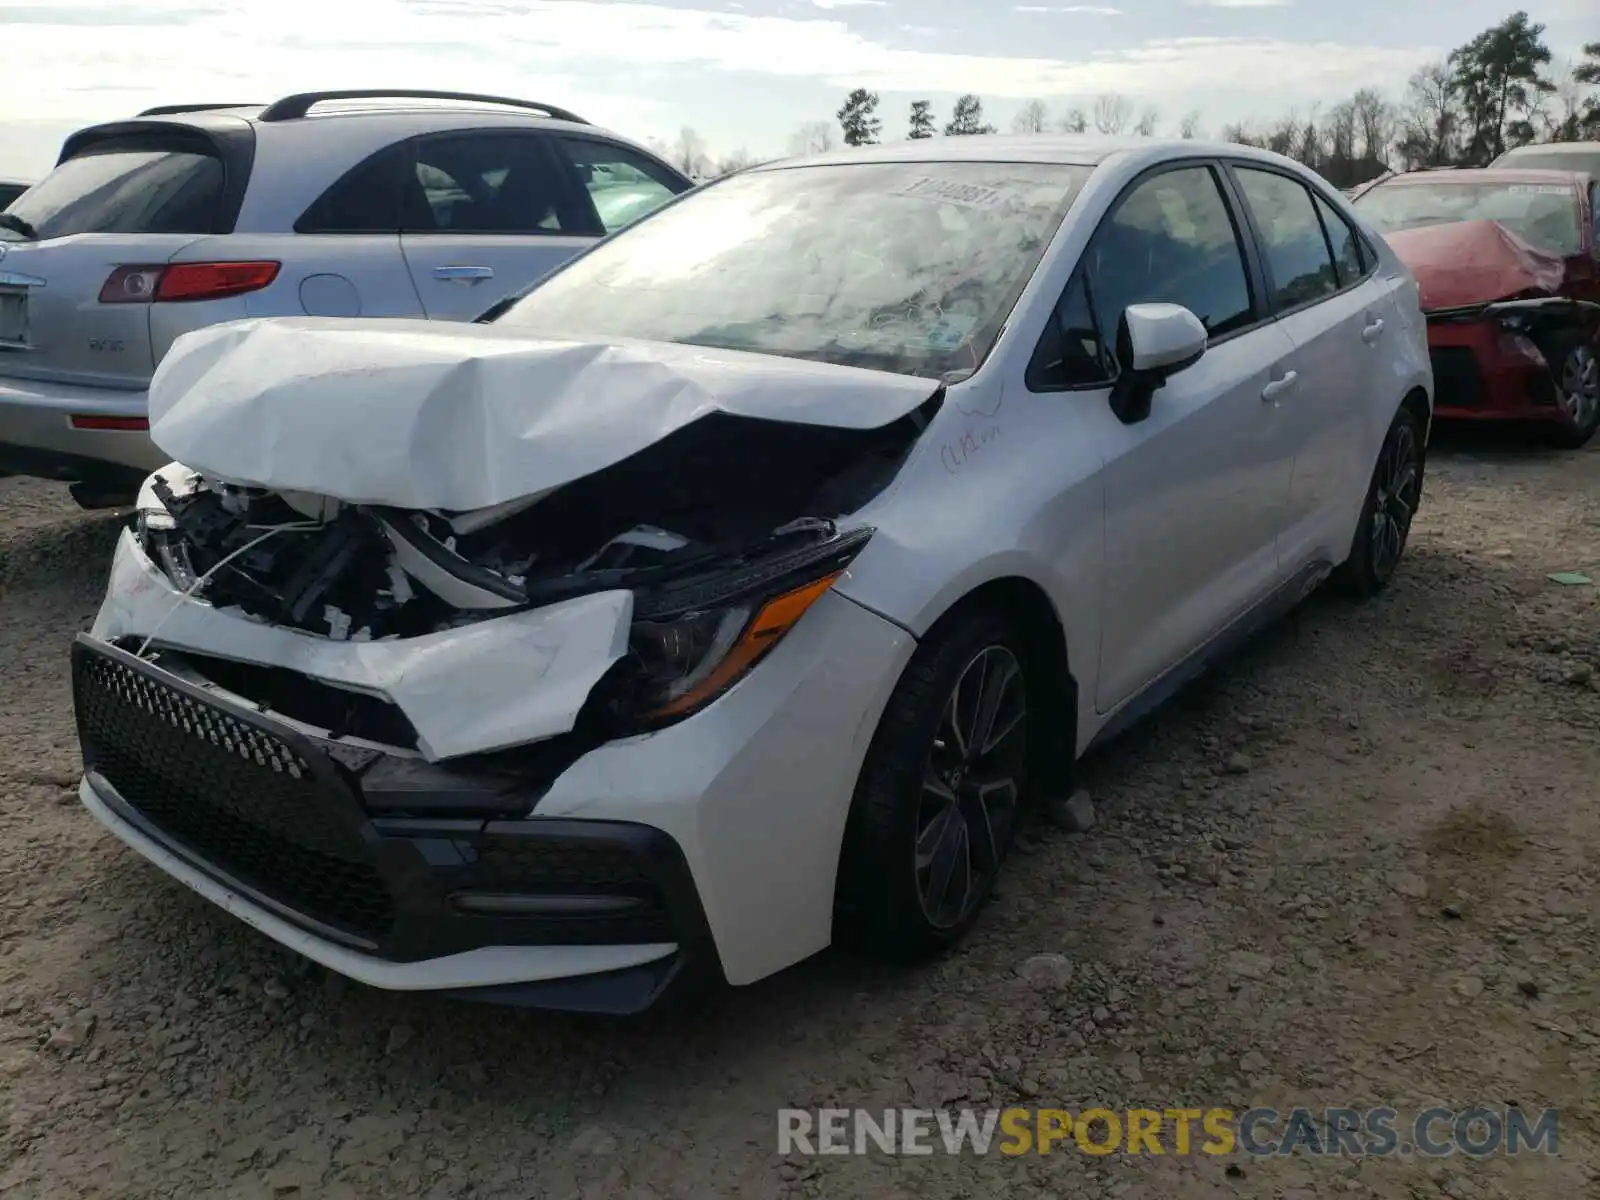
1108,303,1208,425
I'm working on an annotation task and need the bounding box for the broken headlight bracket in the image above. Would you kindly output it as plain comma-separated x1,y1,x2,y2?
616,525,877,728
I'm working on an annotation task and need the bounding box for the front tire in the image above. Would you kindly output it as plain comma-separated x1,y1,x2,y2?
835,610,1030,961
1546,342,1600,450
1333,403,1424,598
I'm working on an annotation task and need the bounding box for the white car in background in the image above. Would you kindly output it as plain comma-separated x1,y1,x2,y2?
0,90,693,507
72,136,1431,1014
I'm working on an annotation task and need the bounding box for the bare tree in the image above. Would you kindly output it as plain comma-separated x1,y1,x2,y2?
1058,107,1088,134
1396,60,1460,167
1265,109,1299,157
717,148,759,176
1092,92,1133,135
1133,106,1160,137
1012,99,1049,134
672,127,712,177
1351,87,1394,170
1543,58,1589,141
1221,120,1259,147
1295,106,1322,168
1323,101,1358,172
1178,110,1203,139
787,120,836,157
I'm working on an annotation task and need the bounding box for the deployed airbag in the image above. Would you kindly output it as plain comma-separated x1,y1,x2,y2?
148,318,942,511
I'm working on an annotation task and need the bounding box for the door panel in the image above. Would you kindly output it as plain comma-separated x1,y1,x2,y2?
1230,168,1384,569
400,233,592,320
1094,324,1299,710
396,131,596,321
1056,162,1299,712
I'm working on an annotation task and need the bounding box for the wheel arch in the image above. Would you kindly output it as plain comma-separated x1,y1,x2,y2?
914,574,1082,794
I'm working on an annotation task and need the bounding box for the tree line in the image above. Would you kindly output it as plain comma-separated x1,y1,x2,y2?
654,11,1599,191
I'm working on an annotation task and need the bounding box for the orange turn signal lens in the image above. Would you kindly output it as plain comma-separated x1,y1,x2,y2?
643,572,842,720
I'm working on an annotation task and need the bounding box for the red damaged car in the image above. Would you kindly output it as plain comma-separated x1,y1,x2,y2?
1353,168,1600,447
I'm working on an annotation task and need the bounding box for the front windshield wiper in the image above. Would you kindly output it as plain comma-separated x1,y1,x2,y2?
0,213,39,239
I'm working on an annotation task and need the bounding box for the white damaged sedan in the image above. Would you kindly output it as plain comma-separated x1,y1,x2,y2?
73,137,1431,1013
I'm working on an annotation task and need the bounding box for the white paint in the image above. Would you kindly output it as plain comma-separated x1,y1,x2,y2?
148,316,939,512
93,528,633,761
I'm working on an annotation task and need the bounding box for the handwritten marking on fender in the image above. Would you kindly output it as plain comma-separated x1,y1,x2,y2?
942,424,1001,474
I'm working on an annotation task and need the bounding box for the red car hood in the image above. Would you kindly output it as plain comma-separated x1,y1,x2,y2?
1384,219,1567,311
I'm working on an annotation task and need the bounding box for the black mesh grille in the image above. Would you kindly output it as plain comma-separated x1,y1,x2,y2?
74,646,395,941
1430,346,1485,409
473,838,675,944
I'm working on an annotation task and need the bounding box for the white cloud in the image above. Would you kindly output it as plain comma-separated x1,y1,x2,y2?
809,0,886,8
0,0,1440,170
1185,0,1293,7
1015,5,1124,13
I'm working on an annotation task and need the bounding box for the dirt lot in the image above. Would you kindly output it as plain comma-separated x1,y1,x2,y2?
1,434,1597,1200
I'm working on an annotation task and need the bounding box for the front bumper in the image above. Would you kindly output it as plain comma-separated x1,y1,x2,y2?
1426,321,1565,423
75,556,917,998
0,375,166,485
72,635,716,1014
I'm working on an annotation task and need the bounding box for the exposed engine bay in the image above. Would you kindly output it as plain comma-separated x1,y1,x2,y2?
130,405,935,754
141,410,928,641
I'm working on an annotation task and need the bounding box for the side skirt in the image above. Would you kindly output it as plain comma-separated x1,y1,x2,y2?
1085,558,1335,754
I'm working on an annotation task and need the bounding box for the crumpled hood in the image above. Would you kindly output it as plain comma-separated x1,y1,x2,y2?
148,317,941,511
1384,219,1567,311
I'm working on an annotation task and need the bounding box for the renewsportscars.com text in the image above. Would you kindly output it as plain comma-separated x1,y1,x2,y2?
777,1106,1559,1158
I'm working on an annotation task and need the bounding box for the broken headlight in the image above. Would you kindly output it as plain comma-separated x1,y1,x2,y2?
624,526,875,723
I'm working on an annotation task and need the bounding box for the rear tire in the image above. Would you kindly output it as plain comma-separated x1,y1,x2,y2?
1333,403,1425,598
835,609,1031,961
1545,342,1599,450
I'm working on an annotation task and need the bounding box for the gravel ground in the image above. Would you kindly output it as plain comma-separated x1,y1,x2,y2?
1,432,1597,1200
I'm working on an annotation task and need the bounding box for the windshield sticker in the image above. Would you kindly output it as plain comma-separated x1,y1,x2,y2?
893,176,1014,210
923,314,980,350
1507,184,1570,195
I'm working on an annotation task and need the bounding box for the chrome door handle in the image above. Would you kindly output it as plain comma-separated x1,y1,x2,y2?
1261,370,1298,403
433,265,495,284
1362,318,1385,343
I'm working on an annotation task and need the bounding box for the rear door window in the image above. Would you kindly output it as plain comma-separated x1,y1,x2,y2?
296,143,408,233
1311,192,1368,287
6,144,226,238
403,133,584,234
549,137,689,233
1233,167,1340,311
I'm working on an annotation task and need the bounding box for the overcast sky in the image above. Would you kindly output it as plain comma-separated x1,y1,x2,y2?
1,0,1594,177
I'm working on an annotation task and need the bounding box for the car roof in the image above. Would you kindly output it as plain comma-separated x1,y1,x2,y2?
58,98,675,233
750,135,1322,173
1498,141,1600,157
116,104,597,138
1368,167,1586,188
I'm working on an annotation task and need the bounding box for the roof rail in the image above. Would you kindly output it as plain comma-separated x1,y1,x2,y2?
256,90,588,124
137,103,263,117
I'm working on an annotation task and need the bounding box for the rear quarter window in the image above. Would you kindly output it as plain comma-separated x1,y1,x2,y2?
7,136,234,238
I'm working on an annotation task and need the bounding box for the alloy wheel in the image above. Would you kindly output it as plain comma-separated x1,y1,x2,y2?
915,645,1027,930
1370,418,1420,582
1557,345,1600,432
